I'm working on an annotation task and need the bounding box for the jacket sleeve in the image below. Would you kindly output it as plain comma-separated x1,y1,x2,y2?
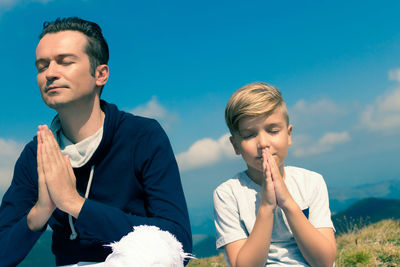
0,142,43,267
74,120,193,256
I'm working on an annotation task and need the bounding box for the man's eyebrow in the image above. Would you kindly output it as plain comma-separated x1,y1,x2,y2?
35,54,78,67
35,58,48,68
56,53,79,59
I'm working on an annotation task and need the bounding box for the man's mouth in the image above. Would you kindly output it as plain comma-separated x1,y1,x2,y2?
45,85,67,93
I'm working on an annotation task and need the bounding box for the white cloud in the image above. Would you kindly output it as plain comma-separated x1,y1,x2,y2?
289,99,346,130
359,70,400,133
389,69,400,82
130,96,178,131
0,0,53,15
176,133,236,172
0,0,18,11
291,99,342,115
0,138,24,192
291,131,351,157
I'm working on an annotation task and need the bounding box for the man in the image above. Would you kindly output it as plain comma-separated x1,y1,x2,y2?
0,17,192,266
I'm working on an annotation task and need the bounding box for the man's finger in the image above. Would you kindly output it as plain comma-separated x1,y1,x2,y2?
41,126,64,167
64,155,76,185
37,142,45,182
37,128,43,144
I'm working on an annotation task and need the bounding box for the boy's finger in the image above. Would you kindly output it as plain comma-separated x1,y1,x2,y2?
262,149,268,176
266,149,280,180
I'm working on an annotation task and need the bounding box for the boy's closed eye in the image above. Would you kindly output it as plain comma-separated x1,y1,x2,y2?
266,127,281,135
239,130,256,139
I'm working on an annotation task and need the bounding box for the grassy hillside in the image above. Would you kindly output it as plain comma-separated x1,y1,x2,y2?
188,219,400,266
336,219,400,266
187,253,227,267
332,197,400,234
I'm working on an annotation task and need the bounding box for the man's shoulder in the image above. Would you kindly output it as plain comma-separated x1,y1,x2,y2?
22,136,38,154
120,112,158,127
102,100,160,131
109,106,162,136
10,137,38,169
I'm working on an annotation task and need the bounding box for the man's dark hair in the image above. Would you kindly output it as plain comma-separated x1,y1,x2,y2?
40,17,109,94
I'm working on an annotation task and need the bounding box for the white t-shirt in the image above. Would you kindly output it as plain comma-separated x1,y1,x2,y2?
213,166,334,266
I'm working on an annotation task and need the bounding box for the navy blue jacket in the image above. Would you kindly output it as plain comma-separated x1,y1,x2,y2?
0,101,192,266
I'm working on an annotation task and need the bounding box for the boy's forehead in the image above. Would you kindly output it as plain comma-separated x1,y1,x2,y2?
237,108,287,130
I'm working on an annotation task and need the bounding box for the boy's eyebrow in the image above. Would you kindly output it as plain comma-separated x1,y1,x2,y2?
238,126,256,132
265,123,283,128
239,122,283,131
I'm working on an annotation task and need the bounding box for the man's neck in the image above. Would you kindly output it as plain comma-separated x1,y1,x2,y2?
57,97,105,144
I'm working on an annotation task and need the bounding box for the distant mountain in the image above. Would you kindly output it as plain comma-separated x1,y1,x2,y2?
192,235,219,258
329,178,400,213
332,197,400,234
19,230,54,267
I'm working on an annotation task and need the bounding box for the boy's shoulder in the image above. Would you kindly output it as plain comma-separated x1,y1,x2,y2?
285,166,323,179
215,172,243,190
214,171,260,198
284,165,327,190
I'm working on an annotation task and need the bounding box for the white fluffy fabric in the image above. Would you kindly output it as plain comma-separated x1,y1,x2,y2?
98,225,193,267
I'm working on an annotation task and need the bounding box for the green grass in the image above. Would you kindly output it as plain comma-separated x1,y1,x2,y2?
189,219,400,267
187,253,228,267
336,219,400,266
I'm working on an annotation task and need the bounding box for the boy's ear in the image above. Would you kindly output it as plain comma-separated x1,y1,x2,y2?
95,64,109,87
229,136,241,155
288,124,293,146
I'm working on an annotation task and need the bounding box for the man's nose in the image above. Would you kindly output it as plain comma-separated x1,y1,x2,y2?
45,61,60,80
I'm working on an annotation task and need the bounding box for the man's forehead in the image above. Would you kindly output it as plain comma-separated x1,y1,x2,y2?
36,30,88,56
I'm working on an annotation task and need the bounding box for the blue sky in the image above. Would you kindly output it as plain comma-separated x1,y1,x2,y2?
1,0,400,232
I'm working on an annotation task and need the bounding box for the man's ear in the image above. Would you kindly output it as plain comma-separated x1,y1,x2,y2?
288,124,293,146
95,64,109,87
230,136,241,155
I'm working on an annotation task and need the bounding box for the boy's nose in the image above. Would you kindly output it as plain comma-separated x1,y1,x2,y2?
257,132,270,149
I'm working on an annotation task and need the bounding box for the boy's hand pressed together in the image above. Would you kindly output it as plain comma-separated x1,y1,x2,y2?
263,147,294,210
260,148,277,209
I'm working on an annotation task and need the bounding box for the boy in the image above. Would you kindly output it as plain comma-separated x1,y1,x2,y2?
213,82,336,267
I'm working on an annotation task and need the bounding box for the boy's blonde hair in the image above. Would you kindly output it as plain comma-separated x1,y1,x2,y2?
225,82,289,134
